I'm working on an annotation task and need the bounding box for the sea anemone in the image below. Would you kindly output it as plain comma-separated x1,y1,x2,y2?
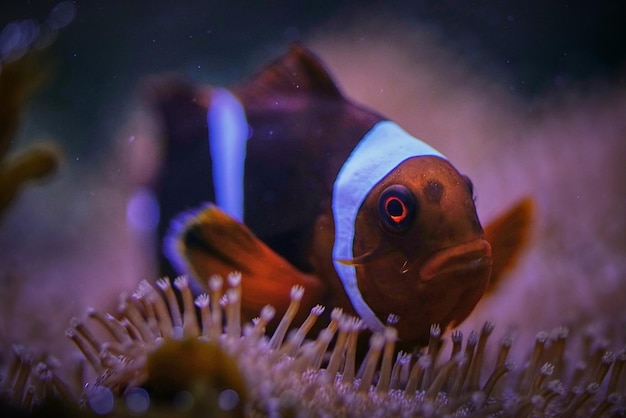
1,272,624,417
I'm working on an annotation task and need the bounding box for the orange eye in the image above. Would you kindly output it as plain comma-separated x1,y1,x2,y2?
378,185,416,232
384,196,408,223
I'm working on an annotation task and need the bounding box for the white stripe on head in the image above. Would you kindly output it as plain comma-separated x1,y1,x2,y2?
208,88,249,221
332,121,446,332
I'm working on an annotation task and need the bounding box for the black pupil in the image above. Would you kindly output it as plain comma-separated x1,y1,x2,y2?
387,198,404,217
378,185,416,233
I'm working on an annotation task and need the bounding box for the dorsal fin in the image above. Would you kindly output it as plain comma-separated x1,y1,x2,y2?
233,44,344,101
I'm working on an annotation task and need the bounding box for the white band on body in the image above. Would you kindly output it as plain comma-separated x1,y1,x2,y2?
208,88,249,221
332,121,446,332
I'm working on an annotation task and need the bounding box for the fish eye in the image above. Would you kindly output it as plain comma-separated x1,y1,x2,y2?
378,185,416,233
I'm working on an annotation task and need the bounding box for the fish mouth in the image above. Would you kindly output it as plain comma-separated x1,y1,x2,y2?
419,239,492,282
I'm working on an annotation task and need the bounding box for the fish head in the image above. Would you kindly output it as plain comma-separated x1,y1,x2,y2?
350,155,492,344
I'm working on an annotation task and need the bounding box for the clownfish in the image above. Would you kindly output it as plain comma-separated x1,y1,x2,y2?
146,45,532,346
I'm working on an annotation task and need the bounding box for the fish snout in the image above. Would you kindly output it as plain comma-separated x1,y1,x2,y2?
419,239,492,282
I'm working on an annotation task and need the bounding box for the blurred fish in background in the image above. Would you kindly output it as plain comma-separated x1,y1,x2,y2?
0,0,625,365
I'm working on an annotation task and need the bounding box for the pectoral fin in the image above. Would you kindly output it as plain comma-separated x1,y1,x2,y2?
483,197,534,294
164,204,327,321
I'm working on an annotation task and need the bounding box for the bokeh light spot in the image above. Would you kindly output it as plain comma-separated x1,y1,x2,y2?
46,1,77,30
87,386,115,415
126,187,160,233
125,387,150,414
0,19,39,59
218,388,240,411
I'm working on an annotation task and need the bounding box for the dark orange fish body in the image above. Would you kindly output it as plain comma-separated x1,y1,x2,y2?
149,46,529,346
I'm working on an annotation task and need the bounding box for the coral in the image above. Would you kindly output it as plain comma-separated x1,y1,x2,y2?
1,272,624,417
0,50,61,222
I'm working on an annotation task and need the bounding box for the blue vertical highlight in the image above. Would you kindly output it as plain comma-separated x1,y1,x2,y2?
207,88,248,221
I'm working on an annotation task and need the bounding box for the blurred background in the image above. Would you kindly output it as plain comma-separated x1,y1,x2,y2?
1,1,625,361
